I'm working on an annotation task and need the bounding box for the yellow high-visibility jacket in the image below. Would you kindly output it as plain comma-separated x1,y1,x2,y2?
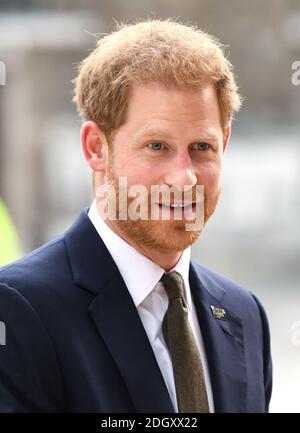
0,199,22,266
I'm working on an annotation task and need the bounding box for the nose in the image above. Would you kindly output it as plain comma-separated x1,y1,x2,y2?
163,151,197,189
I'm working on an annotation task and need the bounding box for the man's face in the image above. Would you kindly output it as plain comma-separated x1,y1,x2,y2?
100,82,229,253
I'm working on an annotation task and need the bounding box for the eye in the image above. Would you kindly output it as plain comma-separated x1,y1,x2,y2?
147,142,164,151
193,142,209,150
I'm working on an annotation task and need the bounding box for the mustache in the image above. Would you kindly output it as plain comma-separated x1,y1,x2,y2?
110,181,203,203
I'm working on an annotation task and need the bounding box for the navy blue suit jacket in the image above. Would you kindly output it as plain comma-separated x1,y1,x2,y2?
0,209,272,412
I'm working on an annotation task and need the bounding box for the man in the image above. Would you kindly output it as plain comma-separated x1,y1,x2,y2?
0,20,272,413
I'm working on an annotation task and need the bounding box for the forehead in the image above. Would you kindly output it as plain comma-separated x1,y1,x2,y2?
123,82,223,137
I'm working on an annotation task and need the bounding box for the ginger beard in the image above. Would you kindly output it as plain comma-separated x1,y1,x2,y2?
100,152,221,253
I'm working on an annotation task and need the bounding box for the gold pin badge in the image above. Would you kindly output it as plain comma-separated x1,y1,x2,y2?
211,306,227,320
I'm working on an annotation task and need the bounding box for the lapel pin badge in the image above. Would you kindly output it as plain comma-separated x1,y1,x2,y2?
211,305,227,321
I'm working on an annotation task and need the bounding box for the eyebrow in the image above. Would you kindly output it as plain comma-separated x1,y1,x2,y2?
133,129,173,140
133,128,220,141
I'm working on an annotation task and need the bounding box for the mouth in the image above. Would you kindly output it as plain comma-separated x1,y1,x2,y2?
157,202,197,209
156,202,198,219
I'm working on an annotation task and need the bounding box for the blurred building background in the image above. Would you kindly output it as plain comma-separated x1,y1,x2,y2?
0,0,299,412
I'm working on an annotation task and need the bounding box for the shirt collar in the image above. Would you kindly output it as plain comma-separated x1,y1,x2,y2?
88,200,192,311
170,245,192,312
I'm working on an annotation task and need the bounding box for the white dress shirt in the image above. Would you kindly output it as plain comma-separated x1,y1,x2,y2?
88,200,214,412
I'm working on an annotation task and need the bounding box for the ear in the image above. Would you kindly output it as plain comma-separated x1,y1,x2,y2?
81,121,108,172
223,124,231,153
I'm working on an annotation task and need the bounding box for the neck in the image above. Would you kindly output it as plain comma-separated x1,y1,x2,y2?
103,218,183,271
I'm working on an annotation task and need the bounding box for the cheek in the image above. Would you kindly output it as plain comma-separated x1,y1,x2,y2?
114,159,158,187
113,152,161,184
197,160,223,189
130,171,153,187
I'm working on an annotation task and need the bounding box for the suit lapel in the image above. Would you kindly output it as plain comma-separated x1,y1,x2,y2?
189,262,247,413
88,276,174,413
65,210,174,413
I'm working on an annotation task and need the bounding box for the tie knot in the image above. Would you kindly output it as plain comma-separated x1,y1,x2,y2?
161,271,185,301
